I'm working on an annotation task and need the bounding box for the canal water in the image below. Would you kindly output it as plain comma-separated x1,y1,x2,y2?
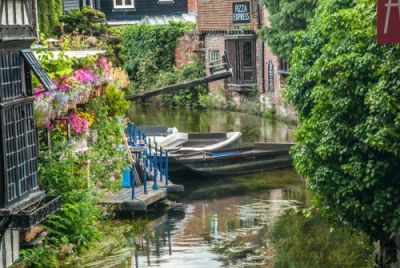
78,105,372,268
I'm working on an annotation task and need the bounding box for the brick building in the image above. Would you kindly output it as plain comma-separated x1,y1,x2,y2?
196,0,296,120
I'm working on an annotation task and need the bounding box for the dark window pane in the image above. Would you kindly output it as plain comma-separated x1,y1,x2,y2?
243,71,253,81
116,0,123,6
268,60,274,92
125,0,132,5
243,41,252,67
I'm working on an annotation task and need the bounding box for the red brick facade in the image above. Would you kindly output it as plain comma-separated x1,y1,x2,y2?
187,0,197,13
174,31,203,66
195,1,296,120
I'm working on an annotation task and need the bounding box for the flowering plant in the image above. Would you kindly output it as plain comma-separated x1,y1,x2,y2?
67,112,89,135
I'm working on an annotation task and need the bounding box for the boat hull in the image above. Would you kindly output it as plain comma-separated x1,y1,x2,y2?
169,148,293,177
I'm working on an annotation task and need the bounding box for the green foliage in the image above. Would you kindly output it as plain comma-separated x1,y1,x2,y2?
19,244,60,268
286,0,400,243
104,83,131,116
86,98,128,191
61,6,107,36
271,211,372,267
260,0,316,59
40,146,102,249
38,0,63,37
160,60,208,107
122,22,194,90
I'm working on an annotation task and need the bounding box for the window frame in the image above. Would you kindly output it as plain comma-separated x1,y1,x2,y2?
267,60,275,92
113,0,135,9
209,50,221,63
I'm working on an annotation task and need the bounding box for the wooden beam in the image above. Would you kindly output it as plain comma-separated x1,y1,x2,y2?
125,71,232,101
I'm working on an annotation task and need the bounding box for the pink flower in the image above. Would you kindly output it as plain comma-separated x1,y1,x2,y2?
96,58,110,74
110,175,115,182
107,159,113,165
112,144,116,149
66,112,89,135
40,231,48,237
72,69,95,84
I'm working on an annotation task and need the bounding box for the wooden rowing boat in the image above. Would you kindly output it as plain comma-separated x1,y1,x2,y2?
169,142,294,177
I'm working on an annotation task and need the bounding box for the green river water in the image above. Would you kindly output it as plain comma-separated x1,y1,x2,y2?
76,105,373,268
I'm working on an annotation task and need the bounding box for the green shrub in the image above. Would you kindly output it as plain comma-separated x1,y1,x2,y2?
122,22,194,90
38,0,63,37
40,147,102,250
104,83,131,116
61,6,107,36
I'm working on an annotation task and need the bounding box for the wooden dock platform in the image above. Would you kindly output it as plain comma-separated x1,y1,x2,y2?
100,179,183,212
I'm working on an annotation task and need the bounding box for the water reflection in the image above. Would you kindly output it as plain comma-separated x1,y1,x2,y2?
135,186,302,268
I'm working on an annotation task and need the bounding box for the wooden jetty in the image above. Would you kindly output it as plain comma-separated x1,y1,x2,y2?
100,125,184,212
125,71,232,101
100,181,167,211
126,55,232,101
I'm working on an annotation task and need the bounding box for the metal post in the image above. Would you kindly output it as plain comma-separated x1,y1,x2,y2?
133,125,137,145
153,143,159,190
159,148,163,182
131,165,136,200
165,150,169,187
148,141,152,171
144,153,148,194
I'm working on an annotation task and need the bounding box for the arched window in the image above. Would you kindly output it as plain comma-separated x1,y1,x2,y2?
268,60,274,92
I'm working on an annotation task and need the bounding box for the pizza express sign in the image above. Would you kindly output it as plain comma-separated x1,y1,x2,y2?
233,2,251,24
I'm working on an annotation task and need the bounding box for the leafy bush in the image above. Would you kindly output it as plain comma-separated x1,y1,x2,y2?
159,60,208,108
104,83,131,116
40,146,102,249
286,0,400,264
38,0,63,37
61,6,107,36
122,22,194,90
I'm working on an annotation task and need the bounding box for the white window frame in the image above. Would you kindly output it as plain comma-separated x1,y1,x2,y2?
209,50,220,63
114,0,135,9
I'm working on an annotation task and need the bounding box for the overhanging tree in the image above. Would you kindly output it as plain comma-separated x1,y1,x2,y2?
287,0,400,265
260,0,316,60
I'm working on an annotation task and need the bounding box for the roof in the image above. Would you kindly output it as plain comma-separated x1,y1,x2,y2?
107,13,196,26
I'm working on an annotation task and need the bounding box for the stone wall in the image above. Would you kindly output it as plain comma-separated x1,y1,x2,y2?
0,230,19,268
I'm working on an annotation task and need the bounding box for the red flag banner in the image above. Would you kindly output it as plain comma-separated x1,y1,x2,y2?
377,0,400,44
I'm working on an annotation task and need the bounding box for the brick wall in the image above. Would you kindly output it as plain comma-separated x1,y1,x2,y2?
204,33,227,92
197,0,260,31
174,31,203,66
188,0,197,12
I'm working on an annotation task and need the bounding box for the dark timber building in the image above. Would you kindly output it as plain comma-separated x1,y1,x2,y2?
0,1,60,267
63,0,193,24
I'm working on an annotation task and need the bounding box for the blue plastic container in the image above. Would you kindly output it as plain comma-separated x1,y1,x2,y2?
122,167,131,188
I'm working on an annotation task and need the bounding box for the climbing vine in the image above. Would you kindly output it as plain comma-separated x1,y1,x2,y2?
38,0,63,37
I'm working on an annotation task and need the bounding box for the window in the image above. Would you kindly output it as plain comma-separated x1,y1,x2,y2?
279,58,290,74
268,60,275,92
21,50,56,91
210,50,220,63
243,41,252,67
114,0,134,9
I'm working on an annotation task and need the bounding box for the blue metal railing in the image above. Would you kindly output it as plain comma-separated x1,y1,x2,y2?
127,123,169,200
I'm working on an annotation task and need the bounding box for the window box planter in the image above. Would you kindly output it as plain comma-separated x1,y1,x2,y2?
12,196,61,230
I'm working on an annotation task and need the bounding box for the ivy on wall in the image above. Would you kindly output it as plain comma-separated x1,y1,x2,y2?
38,0,63,37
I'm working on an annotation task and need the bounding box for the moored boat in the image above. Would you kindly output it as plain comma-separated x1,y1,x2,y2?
137,125,242,152
169,142,294,177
